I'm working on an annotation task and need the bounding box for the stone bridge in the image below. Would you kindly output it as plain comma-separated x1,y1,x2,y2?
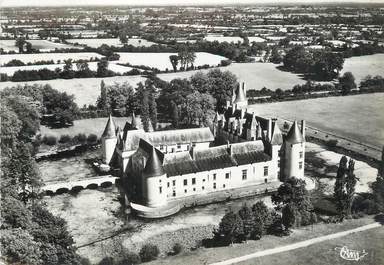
42,175,119,195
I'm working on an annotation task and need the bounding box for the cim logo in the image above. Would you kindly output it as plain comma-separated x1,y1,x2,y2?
335,246,368,261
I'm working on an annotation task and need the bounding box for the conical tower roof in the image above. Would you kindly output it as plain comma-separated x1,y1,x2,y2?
142,146,164,177
286,120,304,144
131,111,138,128
270,122,283,145
234,82,246,104
102,115,116,138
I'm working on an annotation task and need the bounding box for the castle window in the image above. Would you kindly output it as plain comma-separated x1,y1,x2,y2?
223,184,226,188
213,183,216,189
213,174,216,180
172,180,176,186
265,178,268,183
159,187,162,194
264,166,269,176
184,179,187,186
299,161,303,169
167,182,170,188
187,145,190,151
242,169,247,180
225,173,230,179
184,189,187,193
159,145,164,150
299,151,303,158
203,179,206,182
192,143,196,147
278,160,280,167
177,144,181,149
172,190,176,197
171,148,175,153
193,188,196,191
202,186,205,190
192,178,196,185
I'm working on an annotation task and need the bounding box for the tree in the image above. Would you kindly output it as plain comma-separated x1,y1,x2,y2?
169,55,179,72
313,51,344,80
104,82,135,116
339,72,356,95
139,244,159,262
281,203,297,231
206,69,238,111
215,210,244,244
119,30,128,44
270,46,283,64
190,71,211,93
15,37,26,53
97,58,110,77
181,91,216,127
372,147,384,212
97,80,108,110
0,103,22,154
238,205,255,240
140,91,150,132
334,156,357,218
171,101,179,128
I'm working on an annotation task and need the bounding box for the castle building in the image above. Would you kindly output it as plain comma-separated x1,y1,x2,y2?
101,83,306,218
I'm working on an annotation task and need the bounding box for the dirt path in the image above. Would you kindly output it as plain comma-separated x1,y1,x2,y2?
210,222,381,265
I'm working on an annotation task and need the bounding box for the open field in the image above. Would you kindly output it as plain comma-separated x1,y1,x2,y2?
116,52,228,71
0,39,78,52
0,52,102,65
40,117,131,138
237,226,384,265
248,93,384,147
0,75,146,106
67,38,157,48
158,62,308,90
248,36,267,43
340,53,384,85
204,36,243,43
0,61,135,76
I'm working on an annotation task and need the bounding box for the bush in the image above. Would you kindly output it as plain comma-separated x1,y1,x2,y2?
87,133,98,143
59,134,71,144
139,244,159,262
172,243,183,255
326,139,338,148
117,252,141,265
77,133,87,143
220,59,232,67
98,257,114,265
42,135,57,146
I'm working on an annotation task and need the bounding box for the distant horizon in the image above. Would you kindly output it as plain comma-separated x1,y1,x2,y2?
1,0,383,8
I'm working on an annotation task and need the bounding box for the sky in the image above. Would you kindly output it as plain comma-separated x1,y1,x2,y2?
0,0,381,7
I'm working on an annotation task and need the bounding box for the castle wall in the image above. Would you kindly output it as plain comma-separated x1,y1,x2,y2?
102,137,117,164
284,142,305,179
142,174,167,207
156,141,210,154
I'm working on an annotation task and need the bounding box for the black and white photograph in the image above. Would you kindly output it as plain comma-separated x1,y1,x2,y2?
0,0,383,264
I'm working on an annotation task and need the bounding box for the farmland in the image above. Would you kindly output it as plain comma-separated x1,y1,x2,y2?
204,35,243,43
0,39,78,52
0,75,146,106
340,53,384,85
0,61,135,76
67,38,157,48
0,52,102,65
116,52,228,71
248,93,384,147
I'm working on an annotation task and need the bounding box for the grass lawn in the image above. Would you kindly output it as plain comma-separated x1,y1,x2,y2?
247,93,384,147
67,38,157,48
0,39,78,52
0,52,101,65
147,216,379,265
238,226,384,265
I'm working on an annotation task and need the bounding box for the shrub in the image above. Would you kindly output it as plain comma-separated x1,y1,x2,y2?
117,252,141,265
77,133,87,143
59,134,71,144
42,135,57,146
98,257,114,265
326,139,338,148
87,133,98,143
221,59,232,67
139,244,159,262
172,243,183,255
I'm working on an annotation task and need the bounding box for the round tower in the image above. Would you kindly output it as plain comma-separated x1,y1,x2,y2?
142,146,167,207
101,115,117,165
283,120,305,180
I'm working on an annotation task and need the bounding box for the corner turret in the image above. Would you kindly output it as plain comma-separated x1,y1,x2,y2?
283,120,305,180
101,115,117,164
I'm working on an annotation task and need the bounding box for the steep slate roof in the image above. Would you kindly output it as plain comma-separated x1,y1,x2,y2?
233,83,246,103
162,141,270,177
102,115,116,138
121,127,214,152
270,122,283,145
140,139,165,177
286,120,304,144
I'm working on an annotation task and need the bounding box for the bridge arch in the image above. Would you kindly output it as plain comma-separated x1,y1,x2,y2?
56,187,70,194
100,181,113,188
71,185,84,192
86,183,99,189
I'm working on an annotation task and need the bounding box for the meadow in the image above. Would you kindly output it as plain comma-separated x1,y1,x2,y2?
0,52,102,65
0,61,135,76
67,38,157,48
0,75,146,106
340,53,384,85
248,93,384,147
204,35,243,43
116,52,228,71
0,39,78,52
